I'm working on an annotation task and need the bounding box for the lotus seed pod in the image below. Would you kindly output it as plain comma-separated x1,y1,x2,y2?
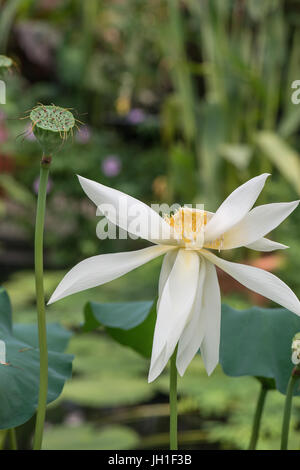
29,104,75,155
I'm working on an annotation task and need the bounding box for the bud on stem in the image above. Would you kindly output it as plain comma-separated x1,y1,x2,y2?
29,103,75,450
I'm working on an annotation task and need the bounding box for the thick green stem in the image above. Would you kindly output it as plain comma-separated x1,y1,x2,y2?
169,349,178,450
9,428,17,450
33,157,51,450
248,385,268,450
280,367,300,450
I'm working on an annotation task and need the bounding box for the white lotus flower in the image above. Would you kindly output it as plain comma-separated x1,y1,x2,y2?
48,173,300,382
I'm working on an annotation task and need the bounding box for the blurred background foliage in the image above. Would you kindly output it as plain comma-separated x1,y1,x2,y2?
0,0,300,449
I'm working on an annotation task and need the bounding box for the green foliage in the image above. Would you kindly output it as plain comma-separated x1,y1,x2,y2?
220,305,300,395
157,360,300,450
43,424,139,450
60,328,300,450
0,287,73,429
0,0,22,52
168,144,197,203
82,298,300,396
256,131,300,196
83,300,156,358
61,334,154,407
1,0,299,285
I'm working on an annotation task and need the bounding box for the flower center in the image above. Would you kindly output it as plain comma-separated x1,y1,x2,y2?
164,207,224,250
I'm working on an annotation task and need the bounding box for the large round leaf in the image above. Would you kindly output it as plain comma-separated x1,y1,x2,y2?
83,298,300,395
220,305,300,396
0,287,74,429
83,301,155,358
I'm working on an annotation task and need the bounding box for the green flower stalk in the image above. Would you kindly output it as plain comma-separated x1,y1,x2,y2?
248,378,275,450
8,428,17,450
169,349,178,450
28,104,75,450
248,384,268,450
280,333,300,450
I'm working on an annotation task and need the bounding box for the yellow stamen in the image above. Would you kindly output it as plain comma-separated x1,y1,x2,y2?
164,207,224,251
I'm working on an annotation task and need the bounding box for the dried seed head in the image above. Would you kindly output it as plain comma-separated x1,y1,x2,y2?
29,104,75,154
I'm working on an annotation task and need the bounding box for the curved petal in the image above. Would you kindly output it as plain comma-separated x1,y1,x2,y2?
204,174,270,242
78,175,174,244
202,250,300,315
48,244,174,304
246,238,288,252
176,256,206,376
148,249,199,383
200,260,221,375
222,201,299,249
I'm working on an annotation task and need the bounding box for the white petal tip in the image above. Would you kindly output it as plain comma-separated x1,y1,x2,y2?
47,289,63,305
77,174,87,184
77,174,93,186
147,374,156,384
47,295,56,305
203,361,218,376
256,173,270,181
175,359,187,377
287,200,300,210
148,365,164,383
260,173,271,184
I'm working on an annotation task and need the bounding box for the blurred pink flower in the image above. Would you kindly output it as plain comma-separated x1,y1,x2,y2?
33,176,53,195
76,125,92,144
126,108,146,125
101,155,122,177
16,21,60,68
